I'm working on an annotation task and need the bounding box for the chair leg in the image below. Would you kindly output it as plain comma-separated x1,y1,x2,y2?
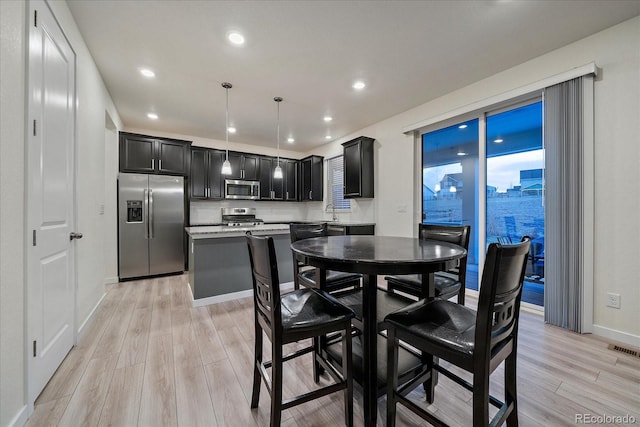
457,286,466,305
313,336,322,383
472,371,490,426
251,323,263,408
342,323,353,427
422,354,436,403
505,351,519,426
386,327,399,427
270,343,283,427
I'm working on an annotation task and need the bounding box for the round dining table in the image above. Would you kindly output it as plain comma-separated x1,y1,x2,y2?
290,235,467,427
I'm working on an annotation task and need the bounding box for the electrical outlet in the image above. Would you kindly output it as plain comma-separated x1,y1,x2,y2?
606,292,621,309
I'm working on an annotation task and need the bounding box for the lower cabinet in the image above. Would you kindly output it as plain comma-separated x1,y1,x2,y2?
326,224,375,236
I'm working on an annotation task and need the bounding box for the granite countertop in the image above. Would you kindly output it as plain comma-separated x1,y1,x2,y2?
185,223,290,239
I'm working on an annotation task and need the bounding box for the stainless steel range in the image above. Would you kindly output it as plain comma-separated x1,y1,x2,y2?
221,207,264,227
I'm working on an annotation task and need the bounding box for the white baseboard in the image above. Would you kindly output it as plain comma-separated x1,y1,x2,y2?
77,292,106,340
189,281,295,307
103,276,118,285
592,324,640,348
6,405,28,427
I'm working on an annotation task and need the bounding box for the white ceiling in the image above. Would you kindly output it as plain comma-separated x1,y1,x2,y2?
67,0,639,152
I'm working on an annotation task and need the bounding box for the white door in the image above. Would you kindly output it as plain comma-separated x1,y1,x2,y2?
27,0,77,404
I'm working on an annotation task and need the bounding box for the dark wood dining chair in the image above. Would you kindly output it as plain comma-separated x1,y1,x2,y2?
246,233,355,427
289,223,362,293
384,237,530,427
385,224,470,304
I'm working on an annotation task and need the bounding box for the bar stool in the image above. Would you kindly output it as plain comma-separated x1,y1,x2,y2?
246,233,355,427
386,224,470,304
385,237,530,426
290,223,362,293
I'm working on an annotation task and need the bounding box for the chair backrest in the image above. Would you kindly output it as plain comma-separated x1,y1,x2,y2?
246,233,282,336
289,222,328,243
475,237,530,358
418,224,471,283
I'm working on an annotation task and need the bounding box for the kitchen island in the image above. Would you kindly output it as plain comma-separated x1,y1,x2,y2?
185,224,294,306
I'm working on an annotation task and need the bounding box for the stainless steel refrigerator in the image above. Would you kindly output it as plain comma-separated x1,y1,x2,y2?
118,173,185,280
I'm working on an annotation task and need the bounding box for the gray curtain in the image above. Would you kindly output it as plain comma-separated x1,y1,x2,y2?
544,78,583,332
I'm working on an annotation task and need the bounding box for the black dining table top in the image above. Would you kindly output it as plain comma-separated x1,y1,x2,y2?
290,235,466,273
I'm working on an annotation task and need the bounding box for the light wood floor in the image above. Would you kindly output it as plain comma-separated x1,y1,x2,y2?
26,274,639,427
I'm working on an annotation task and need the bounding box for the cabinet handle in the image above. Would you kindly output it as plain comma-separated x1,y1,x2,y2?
159,159,162,170
286,191,289,199
309,190,312,200
152,158,155,170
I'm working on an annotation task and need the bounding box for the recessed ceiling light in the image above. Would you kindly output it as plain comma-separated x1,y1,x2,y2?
458,124,467,129
494,138,504,143
457,151,467,156
325,135,332,140
227,126,236,134
147,112,158,120
287,137,295,143
140,68,155,78
323,116,332,122
352,80,366,90
228,32,245,45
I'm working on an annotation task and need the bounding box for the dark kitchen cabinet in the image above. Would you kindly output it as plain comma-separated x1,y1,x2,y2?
342,136,374,198
284,159,298,201
299,155,323,201
119,132,191,176
326,223,375,236
259,157,285,200
190,147,225,200
228,152,259,180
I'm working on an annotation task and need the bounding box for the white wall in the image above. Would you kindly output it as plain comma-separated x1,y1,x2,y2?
46,0,123,332
306,17,640,344
103,115,119,283
0,2,27,425
0,1,123,424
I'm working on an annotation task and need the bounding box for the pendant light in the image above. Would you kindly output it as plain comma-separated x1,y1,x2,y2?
221,82,233,175
273,96,283,179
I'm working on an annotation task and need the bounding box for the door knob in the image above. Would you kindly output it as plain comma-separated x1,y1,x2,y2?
70,232,83,241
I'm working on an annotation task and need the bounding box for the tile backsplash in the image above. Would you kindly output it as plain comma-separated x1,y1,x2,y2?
190,199,374,225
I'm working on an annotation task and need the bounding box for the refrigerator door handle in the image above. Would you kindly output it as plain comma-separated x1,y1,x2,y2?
149,189,154,239
143,188,149,239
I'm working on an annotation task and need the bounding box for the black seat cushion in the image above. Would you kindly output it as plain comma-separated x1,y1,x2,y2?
299,269,362,289
281,289,355,336
334,288,414,324
385,299,476,357
384,272,461,298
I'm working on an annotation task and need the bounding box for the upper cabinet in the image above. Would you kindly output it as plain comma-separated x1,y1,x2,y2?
190,147,225,200
284,159,298,201
259,157,284,200
299,155,323,201
342,136,374,198
119,132,191,176
227,152,259,181
259,157,298,201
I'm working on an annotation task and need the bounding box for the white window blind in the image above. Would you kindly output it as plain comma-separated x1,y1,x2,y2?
327,156,350,210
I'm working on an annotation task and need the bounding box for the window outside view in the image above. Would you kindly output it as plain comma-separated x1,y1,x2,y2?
487,101,544,305
422,101,544,305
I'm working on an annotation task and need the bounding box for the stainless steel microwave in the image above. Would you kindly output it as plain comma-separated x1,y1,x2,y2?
225,179,260,200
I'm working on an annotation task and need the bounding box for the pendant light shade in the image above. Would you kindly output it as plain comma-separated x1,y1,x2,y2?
221,82,233,175
273,96,283,179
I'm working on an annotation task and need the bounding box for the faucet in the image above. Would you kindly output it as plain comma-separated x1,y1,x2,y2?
326,203,338,222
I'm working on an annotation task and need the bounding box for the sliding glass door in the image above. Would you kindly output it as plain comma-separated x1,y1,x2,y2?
421,99,544,305
486,101,544,306
422,119,479,291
